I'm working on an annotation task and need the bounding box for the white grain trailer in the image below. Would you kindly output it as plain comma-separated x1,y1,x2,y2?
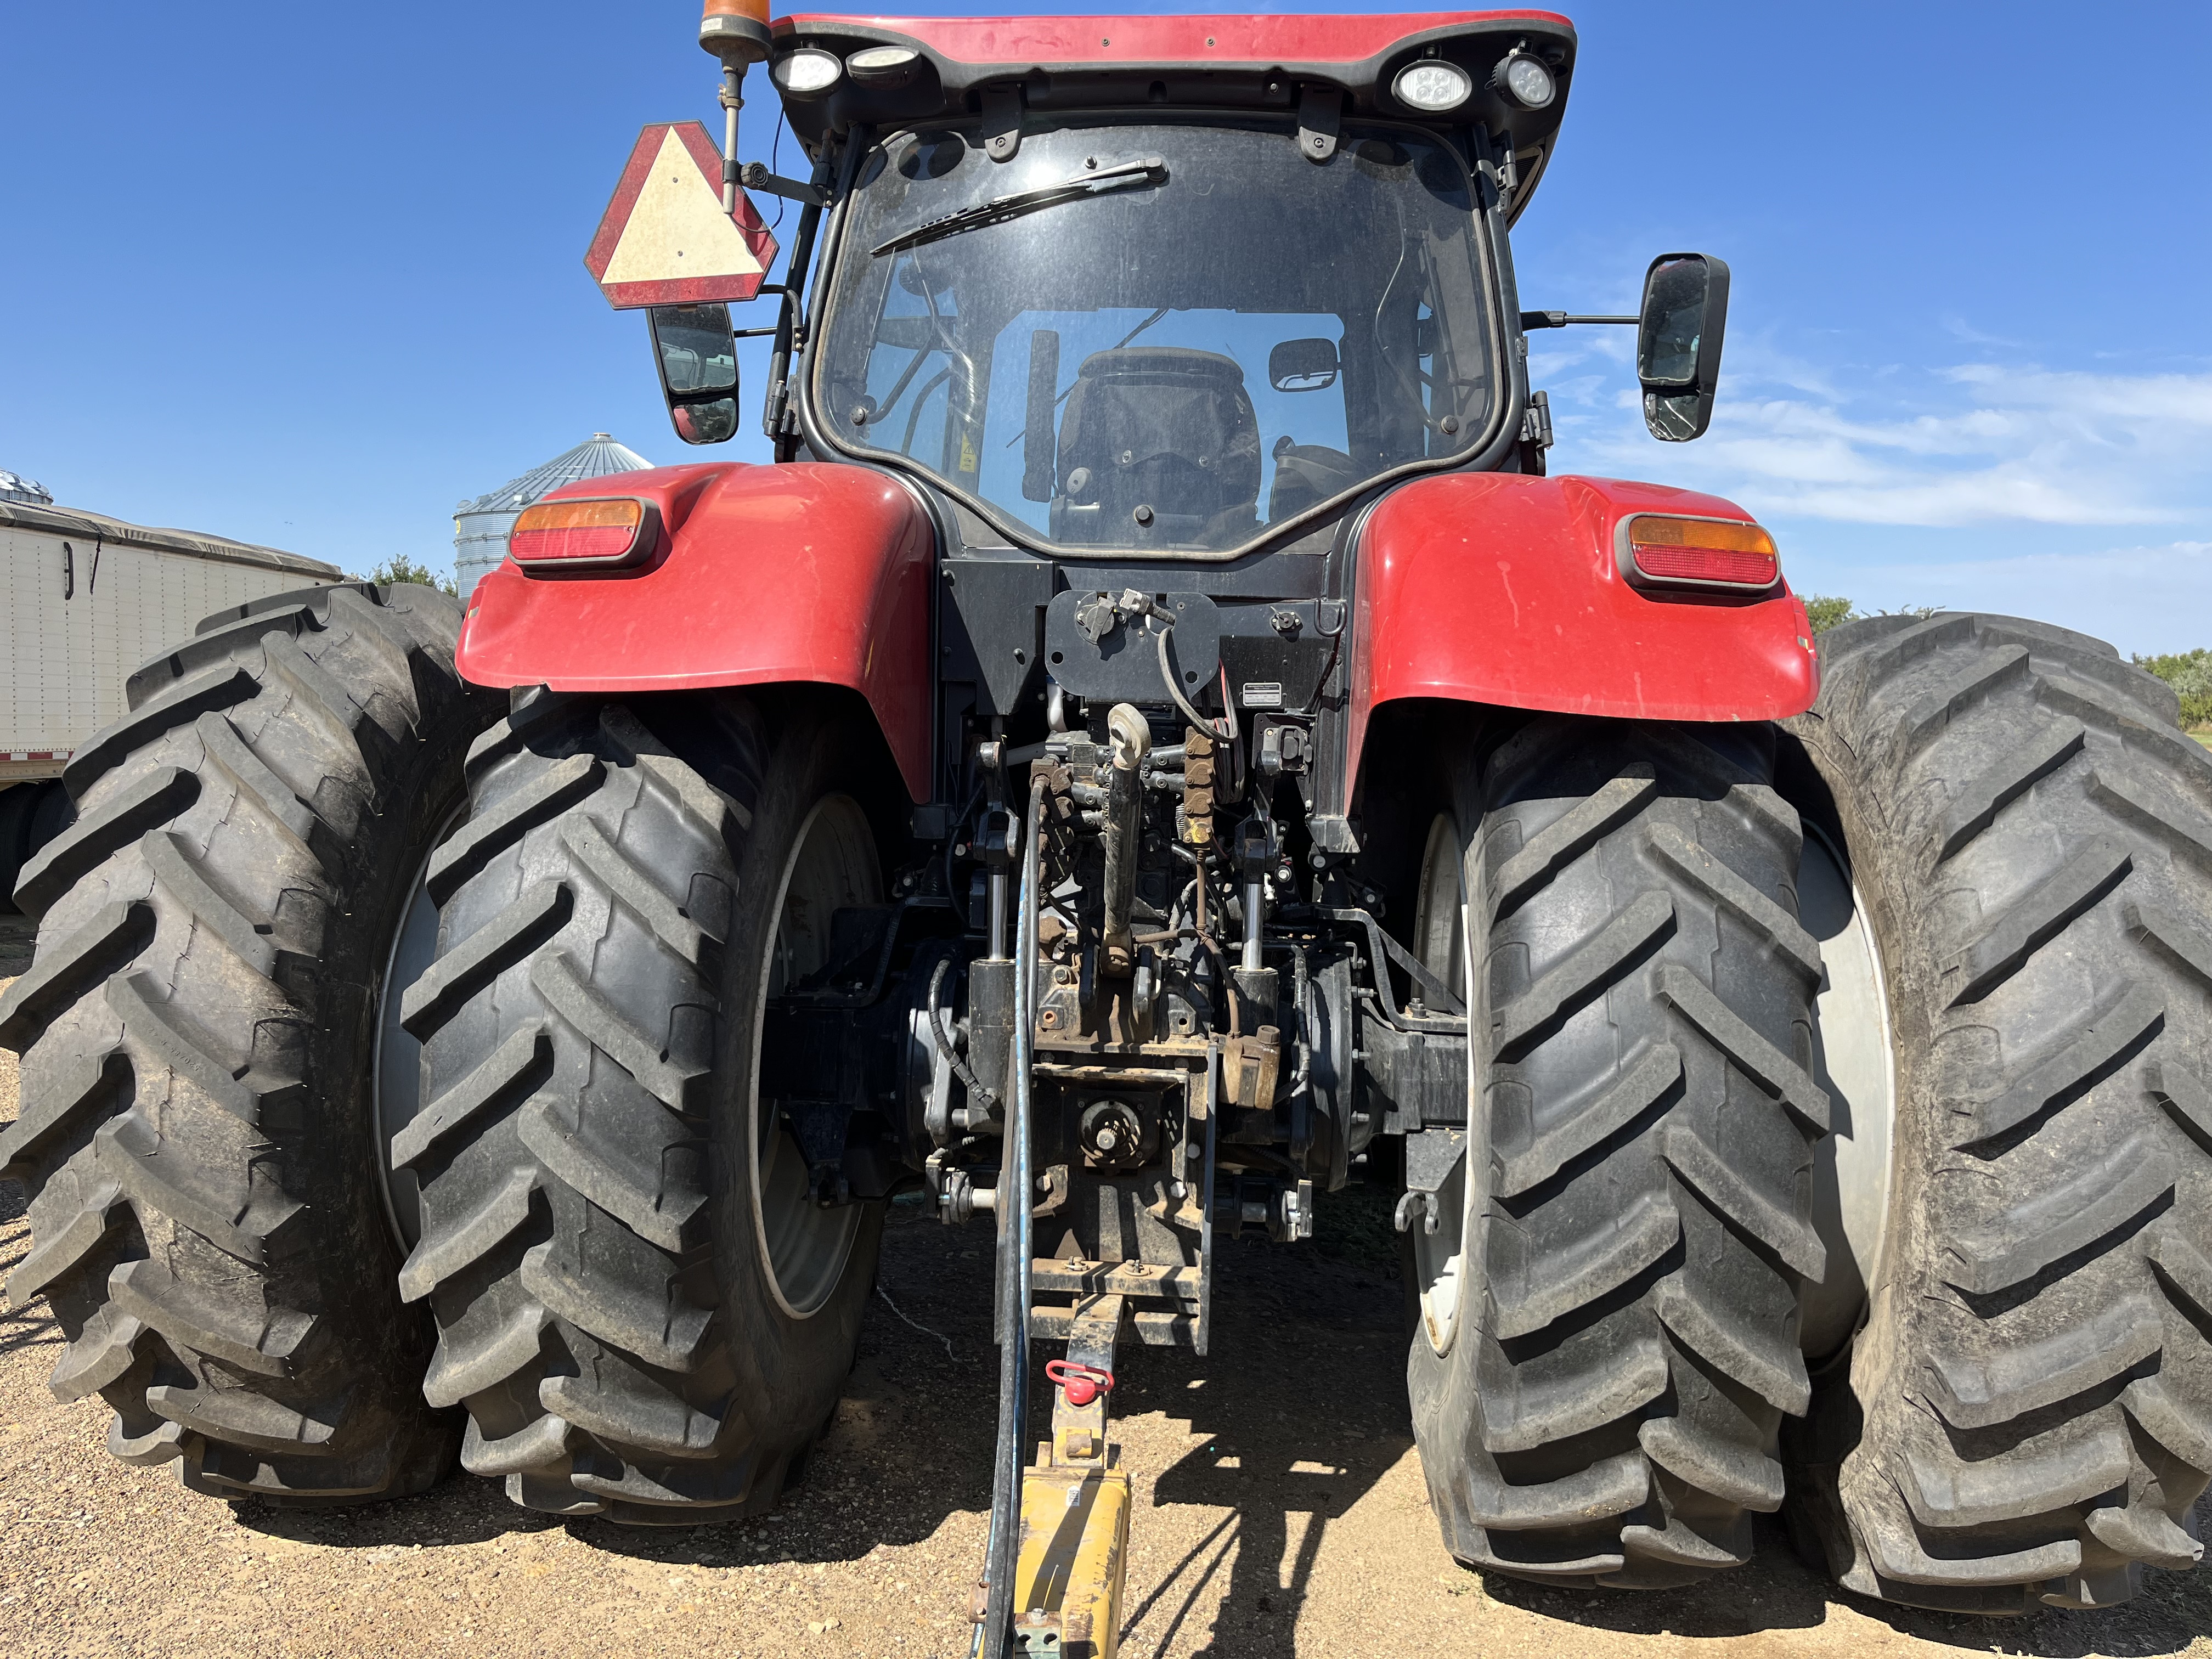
1,499,342,904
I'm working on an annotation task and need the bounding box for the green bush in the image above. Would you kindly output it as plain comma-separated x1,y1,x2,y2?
1802,595,1857,634
2135,648,2212,730
357,555,458,597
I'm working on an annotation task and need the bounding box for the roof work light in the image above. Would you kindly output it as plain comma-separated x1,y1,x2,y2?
847,44,922,88
772,47,844,97
1494,51,1556,110
1392,60,1473,113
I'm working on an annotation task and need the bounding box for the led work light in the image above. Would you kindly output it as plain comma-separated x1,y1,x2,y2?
847,44,921,88
771,47,843,97
1493,51,1556,110
1392,60,1473,113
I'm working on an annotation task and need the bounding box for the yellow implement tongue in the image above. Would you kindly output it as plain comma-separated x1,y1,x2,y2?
1013,1294,1132,1659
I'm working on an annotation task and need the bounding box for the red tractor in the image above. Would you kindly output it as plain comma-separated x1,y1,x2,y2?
8,5,2210,1644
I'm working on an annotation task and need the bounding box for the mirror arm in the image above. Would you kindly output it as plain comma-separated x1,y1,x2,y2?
763,195,828,446
764,282,804,443
1520,311,1638,330
766,137,856,454
740,161,826,208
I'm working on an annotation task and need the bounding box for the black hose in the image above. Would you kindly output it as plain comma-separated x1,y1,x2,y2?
1154,617,1230,740
927,956,996,1118
977,776,1045,1658
1193,931,1243,1039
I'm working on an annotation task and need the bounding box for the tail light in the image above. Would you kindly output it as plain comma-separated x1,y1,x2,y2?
509,498,658,572
1622,514,1779,591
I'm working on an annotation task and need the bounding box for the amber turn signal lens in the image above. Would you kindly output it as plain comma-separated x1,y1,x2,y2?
1627,515,1779,589
510,498,651,568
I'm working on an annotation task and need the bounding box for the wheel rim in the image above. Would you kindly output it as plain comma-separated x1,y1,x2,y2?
371,800,467,1252
1411,811,1470,1354
751,793,880,1319
1797,823,1899,1358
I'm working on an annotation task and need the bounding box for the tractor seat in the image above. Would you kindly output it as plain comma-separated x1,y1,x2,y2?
1051,348,1262,547
1267,439,1362,523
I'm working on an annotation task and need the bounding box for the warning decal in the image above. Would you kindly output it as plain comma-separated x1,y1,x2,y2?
584,122,780,309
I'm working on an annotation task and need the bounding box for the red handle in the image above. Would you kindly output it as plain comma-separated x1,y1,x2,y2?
1046,1358,1115,1408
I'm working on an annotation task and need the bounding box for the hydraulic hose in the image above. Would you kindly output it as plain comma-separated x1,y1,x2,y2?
926,956,996,1120
1154,617,1231,741
975,774,1045,1659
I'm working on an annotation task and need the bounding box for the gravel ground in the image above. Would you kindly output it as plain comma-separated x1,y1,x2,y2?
4,910,2211,1658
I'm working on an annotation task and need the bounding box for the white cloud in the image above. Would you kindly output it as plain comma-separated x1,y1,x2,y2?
1529,338,2212,651
1785,543,2212,659
1540,346,2212,531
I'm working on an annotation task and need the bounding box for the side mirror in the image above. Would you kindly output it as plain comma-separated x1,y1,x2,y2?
647,303,740,445
1636,253,1730,442
1268,336,1340,392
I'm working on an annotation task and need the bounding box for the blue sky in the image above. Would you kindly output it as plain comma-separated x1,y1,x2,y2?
4,2,2208,653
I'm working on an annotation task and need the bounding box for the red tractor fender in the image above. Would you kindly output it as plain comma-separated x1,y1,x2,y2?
1347,471,1819,796
456,461,935,801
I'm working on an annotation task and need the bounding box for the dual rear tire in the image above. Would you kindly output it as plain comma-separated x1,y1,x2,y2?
1405,614,2212,1611
1,584,884,1522
1,583,486,1502
1784,614,2212,1611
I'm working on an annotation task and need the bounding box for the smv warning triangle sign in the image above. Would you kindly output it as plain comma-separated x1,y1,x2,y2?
584,122,779,309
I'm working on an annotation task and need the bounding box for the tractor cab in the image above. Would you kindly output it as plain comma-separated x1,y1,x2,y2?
820,115,1494,555
653,12,1730,557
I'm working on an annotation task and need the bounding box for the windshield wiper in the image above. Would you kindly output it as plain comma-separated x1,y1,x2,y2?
871,156,1167,257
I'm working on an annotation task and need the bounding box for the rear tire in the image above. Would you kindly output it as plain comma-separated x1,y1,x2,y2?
0,582,495,1503
1783,613,2212,1611
1408,715,1826,1586
398,691,888,1522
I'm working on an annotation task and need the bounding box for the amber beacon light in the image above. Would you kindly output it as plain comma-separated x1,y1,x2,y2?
700,0,772,62
1623,514,1780,591
509,498,658,571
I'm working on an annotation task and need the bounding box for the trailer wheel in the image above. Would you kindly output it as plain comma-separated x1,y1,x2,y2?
1406,715,1826,1587
0,582,495,1503
0,782,76,915
1781,613,2212,1612
396,692,887,1522
0,784,40,912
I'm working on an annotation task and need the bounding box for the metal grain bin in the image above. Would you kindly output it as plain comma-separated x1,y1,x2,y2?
452,433,652,597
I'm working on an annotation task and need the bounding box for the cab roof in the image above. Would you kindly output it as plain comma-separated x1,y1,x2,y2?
768,12,1577,218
